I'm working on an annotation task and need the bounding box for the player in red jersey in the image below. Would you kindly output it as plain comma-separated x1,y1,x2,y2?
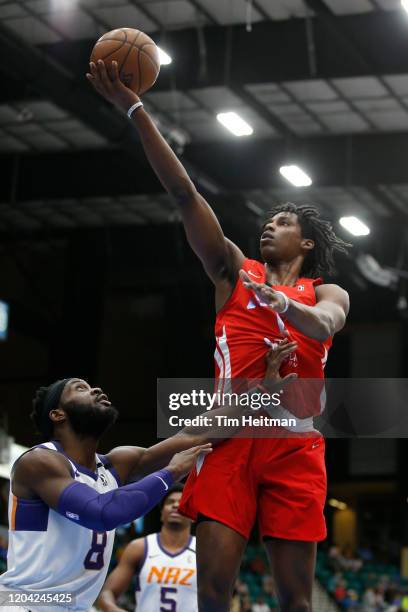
87,62,351,612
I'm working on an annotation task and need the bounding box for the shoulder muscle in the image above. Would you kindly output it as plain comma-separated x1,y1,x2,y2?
316,283,350,313
12,448,73,500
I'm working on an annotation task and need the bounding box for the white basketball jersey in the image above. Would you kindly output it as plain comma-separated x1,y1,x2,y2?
0,441,120,611
135,533,197,612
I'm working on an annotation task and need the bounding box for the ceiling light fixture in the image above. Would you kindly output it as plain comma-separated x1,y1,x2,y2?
340,216,370,236
402,0,408,14
216,112,253,137
157,47,172,65
279,165,312,187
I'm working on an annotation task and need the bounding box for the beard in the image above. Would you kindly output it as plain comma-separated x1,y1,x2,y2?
63,400,119,439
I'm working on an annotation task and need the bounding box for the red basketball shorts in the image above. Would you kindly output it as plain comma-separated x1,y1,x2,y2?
179,436,327,541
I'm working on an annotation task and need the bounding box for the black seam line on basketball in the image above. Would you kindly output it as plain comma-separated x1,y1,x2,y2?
138,48,160,92
99,41,127,62
139,49,160,71
98,30,129,44
138,42,160,72
120,29,142,77
93,34,128,63
137,38,141,95
139,48,160,71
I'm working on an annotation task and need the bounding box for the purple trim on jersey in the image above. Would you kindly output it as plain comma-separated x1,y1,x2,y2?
14,497,49,531
31,443,75,478
134,537,148,593
97,454,122,487
11,443,75,483
156,533,193,558
52,440,98,481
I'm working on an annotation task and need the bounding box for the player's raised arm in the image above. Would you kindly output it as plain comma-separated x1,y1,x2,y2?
98,539,144,612
13,445,210,531
86,60,244,284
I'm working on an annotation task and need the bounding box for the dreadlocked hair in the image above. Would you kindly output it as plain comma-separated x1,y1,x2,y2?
264,202,352,278
30,385,53,440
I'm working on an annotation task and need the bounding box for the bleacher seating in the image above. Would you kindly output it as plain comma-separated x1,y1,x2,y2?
316,549,408,610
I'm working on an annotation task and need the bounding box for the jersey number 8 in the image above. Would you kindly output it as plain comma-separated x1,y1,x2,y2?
84,531,107,570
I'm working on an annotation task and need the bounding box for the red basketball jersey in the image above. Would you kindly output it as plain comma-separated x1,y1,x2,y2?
214,258,332,418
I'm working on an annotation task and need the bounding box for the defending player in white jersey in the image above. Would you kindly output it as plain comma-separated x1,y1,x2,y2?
0,346,288,610
98,484,197,612
0,377,211,612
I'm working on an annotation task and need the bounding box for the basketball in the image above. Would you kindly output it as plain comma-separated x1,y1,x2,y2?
90,28,160,95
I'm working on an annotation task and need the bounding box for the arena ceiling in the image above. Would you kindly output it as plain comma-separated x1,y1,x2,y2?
1,0,408,257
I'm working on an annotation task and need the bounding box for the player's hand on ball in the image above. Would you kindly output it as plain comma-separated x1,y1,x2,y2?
264,338,298,389
166,443,212,480
86,60,139,113
239,269,288,314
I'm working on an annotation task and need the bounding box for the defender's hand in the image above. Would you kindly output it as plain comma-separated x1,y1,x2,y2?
86,60,139,113
240,269,288,314
166,444,212,481
264,338,298,388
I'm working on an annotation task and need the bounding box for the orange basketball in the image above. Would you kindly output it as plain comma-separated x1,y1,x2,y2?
90,28,160,95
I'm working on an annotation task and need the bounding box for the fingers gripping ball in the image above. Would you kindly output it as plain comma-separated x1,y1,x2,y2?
90,28,160,95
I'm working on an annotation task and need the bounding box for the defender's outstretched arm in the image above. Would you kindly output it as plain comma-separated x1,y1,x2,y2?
107,340,297,480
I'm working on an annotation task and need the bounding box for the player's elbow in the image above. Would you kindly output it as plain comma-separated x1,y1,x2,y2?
310,308,339,341
70,513,108,532
318,324,333,342
318,314,340,341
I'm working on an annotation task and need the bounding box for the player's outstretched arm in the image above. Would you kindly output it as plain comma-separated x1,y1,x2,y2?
98,539,144,612
240,271,349,341
108,340,297,481
280,283,349,341
86,60,244,284
13,445,210,531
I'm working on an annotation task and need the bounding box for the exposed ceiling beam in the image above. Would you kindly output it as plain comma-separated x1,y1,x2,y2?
0,20,223,196
3,132,408,202
128,0,162,30
251,1,273,21
229,84,293,137
304,0,408,131
188,0,220,26
14,11,407,96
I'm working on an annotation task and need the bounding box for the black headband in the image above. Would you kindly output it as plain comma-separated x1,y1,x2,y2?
41,378,73,433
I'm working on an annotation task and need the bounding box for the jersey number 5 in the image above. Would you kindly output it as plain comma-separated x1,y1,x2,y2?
160,586,177,611
84,530,107,570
